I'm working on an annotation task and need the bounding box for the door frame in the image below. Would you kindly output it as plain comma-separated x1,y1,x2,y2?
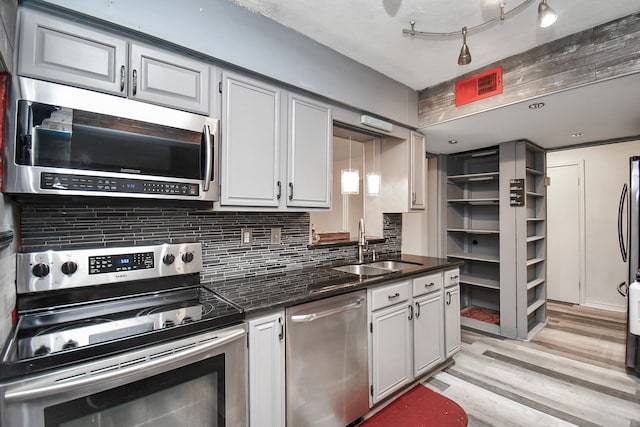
547,160,586,305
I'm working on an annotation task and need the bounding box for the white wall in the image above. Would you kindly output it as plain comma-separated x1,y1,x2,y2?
548,139,640,311
36,0,418,126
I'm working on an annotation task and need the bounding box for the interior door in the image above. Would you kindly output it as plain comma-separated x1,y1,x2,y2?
547,163,581,303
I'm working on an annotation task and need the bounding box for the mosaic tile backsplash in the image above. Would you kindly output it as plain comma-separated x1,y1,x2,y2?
19,203,402,284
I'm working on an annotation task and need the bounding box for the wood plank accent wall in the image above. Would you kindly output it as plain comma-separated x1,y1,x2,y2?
417,13,640,128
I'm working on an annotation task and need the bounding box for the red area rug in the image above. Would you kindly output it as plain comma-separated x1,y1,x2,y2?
360,384,468,427
461,306,500,325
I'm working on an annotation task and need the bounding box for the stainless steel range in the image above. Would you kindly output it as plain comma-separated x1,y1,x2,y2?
0,243,247,427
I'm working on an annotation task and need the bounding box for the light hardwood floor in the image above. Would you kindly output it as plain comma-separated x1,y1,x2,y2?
424,302,640,427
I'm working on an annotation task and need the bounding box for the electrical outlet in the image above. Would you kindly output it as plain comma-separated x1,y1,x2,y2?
271,227,282,244
241,228,252,247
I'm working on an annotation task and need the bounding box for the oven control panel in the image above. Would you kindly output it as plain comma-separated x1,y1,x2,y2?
16,243,202,294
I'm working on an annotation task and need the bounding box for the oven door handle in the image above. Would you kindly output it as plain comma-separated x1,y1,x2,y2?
4,328,245,402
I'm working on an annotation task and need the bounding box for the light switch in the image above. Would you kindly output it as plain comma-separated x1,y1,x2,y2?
271,227,282,244
241,228,252,246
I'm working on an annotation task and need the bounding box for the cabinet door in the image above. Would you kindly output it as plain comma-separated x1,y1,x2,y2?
444,285,461,357
248,312,285,427
286,93,332,208
18,10,128,96
129,43,210,115
413,292,444,376
371,303,412,404
221,72,281,207
410,131,426,210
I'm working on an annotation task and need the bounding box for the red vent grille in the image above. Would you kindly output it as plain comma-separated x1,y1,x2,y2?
455,66,503,107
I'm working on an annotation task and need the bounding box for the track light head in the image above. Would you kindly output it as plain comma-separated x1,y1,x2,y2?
538,0,558,28
458,27,471,66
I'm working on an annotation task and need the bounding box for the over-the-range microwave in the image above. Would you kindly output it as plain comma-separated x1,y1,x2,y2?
2,78,219,203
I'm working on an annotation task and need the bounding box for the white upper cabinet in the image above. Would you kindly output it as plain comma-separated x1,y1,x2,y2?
220,71,332,210
128,43,210,114
221,71,282,207
410,131,426,210
19,10,128,96
287,93,332,208
18,9,211,115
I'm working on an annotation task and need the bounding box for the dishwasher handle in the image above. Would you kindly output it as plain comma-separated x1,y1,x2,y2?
290,297,364,322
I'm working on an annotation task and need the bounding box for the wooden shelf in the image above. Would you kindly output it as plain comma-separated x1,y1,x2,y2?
448,172,499,182
527,298,546,315
448,228,500,235
526,257,545,266
526,235,545,243
527,278,545,290
448,252,500,263
460,275,500,290
527,319,548,340
460,316,501,334
526,167,544,176
448,198,499,205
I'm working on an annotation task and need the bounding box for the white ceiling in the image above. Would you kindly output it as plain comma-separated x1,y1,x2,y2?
230,0,640,153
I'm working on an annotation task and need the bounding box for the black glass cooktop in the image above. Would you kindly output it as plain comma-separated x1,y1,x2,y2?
0,285,243,381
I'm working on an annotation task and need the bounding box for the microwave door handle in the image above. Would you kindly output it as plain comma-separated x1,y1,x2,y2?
203,124,213,192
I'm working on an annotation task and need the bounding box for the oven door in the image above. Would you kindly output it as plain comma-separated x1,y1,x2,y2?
0,324,246,427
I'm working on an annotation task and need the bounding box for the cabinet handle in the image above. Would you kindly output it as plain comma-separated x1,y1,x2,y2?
388,292,400,300
415,301,421,318
449,275,459,282
278,317,284,341
119,65,125,92
408,304,414,320
277,181,282,200
425,282,435,287
132,69,138,96
412,191,416,204
288,182,293,201
446,291,451,305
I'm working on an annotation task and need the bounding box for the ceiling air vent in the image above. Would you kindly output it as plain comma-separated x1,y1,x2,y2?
455,66,503,107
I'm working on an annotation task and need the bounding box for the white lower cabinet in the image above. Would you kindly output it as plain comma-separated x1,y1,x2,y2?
444,269,462,357
370,297,413,404
369,269,459,405
248,311,285,427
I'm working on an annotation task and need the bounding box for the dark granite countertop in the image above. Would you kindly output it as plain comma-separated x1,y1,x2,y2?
203,254,463,316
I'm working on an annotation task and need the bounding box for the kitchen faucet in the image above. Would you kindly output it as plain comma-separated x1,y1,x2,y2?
357,218,368,263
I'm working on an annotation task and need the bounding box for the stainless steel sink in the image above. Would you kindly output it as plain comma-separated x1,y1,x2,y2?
332,264,391,276
366,260,421,271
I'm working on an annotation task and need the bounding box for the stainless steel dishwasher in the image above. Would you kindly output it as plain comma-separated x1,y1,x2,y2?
286,290,369,427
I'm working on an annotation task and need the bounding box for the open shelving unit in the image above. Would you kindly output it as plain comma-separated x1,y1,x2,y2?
444,141,547,340
446,147,503,336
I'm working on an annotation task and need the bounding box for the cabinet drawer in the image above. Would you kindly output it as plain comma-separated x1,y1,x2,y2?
371,281,410,311
412,273,443,297
444,269,460,287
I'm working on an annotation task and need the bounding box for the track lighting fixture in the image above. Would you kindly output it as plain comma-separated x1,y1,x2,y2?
457,27,471,66
404,0,558,66
538,0,558,28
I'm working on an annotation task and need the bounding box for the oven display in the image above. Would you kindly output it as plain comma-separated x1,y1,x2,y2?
89,252,155,274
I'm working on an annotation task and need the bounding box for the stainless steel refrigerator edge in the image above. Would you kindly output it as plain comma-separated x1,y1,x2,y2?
286,290,369,426
619,156,640,375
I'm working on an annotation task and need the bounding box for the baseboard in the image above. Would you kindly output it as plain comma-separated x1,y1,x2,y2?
582,300,626,313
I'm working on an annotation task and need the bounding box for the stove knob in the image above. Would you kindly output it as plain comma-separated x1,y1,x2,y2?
163,253,176,265
182,252,194,263
62,340,78,350
182,316,193,324
61,261,78,275
164,320,175,328
32,263,50,278
33,345,51,356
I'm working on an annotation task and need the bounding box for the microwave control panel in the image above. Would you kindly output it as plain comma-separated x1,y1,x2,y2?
41,172,199,196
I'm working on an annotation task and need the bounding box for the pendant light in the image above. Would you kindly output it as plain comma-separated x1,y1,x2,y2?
457,27,471,66
366,139,381,196
341,137,359,195
537,0,558,28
